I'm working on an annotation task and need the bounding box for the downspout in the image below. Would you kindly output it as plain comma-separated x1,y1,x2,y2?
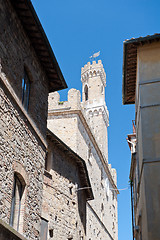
130,180,134,240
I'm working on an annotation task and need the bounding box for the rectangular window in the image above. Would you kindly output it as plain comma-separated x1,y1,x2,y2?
22,70,30,111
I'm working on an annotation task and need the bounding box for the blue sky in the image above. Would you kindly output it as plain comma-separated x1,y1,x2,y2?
31,1,160,239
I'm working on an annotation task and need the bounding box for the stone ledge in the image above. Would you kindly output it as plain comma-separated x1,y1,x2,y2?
0,219,27,240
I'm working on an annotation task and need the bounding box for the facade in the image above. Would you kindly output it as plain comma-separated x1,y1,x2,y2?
123,34,160,240
41,129,93,240
0,0,67,239
48,60,118,240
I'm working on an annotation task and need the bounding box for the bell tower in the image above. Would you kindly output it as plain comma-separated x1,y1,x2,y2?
81,60,109,161
81,60,106,103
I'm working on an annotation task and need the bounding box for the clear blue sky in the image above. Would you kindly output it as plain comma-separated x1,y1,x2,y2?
31,1,160,239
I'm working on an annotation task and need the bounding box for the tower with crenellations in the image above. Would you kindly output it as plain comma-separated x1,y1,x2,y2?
81,60,109,161
47,60,118,240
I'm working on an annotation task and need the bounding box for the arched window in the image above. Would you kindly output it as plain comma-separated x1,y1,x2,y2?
84,85,88,101
10,173,25,232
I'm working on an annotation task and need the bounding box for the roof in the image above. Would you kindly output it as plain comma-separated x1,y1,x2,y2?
10,0,67,92
47,129,94,201
122,33,160,104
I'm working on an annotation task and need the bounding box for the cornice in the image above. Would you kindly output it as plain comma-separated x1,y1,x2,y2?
84,104,109,127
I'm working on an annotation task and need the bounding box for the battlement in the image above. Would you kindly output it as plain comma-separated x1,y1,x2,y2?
48,89,81,111
48,89,108,121
81,60,106,87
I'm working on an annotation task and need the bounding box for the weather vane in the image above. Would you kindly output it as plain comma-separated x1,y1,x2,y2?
89,51,100,61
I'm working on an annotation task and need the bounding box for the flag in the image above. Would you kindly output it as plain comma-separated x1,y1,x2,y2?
90,51,100,59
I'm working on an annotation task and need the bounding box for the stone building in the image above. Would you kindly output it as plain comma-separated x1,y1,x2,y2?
48,60,118,240
123,34,160,240
41,129,93,240
0,0,67,239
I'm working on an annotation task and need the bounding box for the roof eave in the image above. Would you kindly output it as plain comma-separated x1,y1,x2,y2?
10,0,67,92
122,41,136,105
123,34,160,105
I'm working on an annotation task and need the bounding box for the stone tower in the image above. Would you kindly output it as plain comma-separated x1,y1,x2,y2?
47,60,118,240
81,60,109,161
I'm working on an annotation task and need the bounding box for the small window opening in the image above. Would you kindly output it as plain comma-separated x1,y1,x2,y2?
101,85,104,94
45,151,48,170
101,203,104,212
49,229,54,238
69,182,73,195
84,85,88,101
112,191,115,200
22,69,30,111
69,187,73,195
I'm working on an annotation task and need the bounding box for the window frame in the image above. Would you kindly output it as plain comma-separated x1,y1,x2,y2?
10,173,25,232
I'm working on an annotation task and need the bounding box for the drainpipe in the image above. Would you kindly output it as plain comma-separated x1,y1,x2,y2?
130,180,134,240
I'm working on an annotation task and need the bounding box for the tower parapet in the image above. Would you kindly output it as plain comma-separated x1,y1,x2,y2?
81,60,106,87
48,89,81,111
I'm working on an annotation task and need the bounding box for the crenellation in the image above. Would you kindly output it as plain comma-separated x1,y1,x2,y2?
48,88,81,112
68,88,81,110
81,60,106,87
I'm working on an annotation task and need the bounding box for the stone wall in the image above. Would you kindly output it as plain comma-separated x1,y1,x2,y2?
48,90,118,240
0,0,49,138
77,115,118,240
48,114,78,153
81,60,106,102
0,79,46,239
42,137,87,239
